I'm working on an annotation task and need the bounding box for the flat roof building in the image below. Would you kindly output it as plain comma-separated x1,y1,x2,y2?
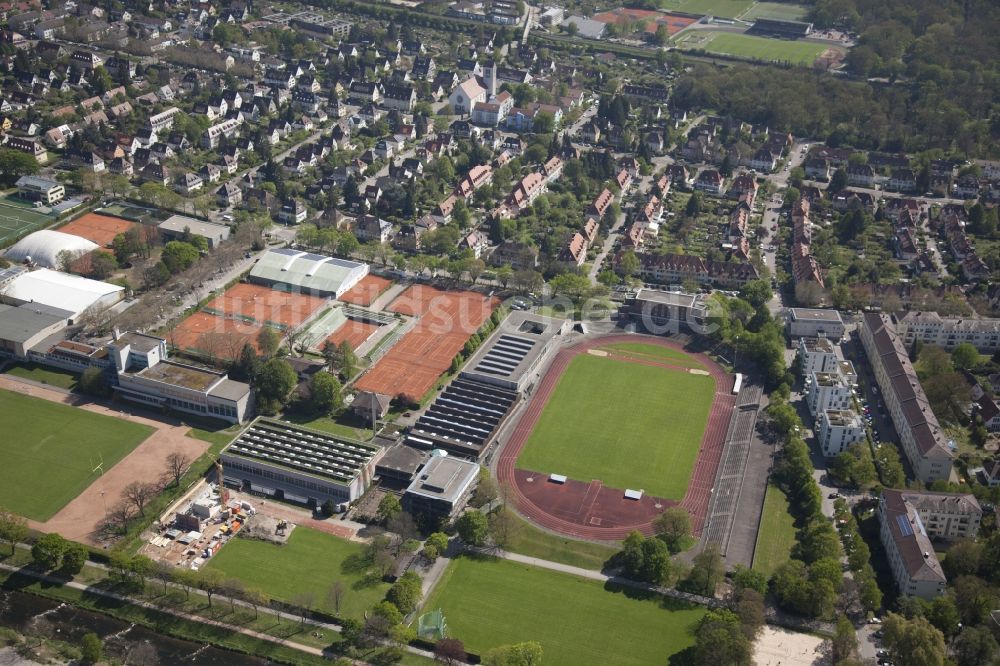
460,311,568,392
109,331,252,424
1,268,124,319
788,308,845,339
158,215,231,249
221,418,383,504
402,453,479,520
248,248,369,298
895,311,1000,353
620,289,708,336
797,337,839,376
0,302,72,358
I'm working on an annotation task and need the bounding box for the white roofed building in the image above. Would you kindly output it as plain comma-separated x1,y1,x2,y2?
1,268,124,319
248,248,368,298
4,230,97,269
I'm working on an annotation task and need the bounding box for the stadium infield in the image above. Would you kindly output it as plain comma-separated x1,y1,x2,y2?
515,352,714,499
675,30,831,65
57,212,137,248
498,335,735,540
658,0,754,17
0,388,154,520
355,285,496,402
423,555,706,666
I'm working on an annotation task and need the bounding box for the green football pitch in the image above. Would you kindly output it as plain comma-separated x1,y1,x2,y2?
0,389,154,520
659,0,755,18
515,347,715,499
207,526,390,619
423,556,706,666
677,30,830,65
0,193,57,247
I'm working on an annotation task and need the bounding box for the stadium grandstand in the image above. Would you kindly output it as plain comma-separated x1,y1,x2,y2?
749,17,813,37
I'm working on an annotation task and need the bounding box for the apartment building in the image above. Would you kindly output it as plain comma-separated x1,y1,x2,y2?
895,311,1000,353
860,313,954,482
797,337,839,376
806,370,854,417
817,409,866,457
879,489,981,598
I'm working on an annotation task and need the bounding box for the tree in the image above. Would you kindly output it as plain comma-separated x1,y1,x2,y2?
378,494,402,524
0,148,40,185
488,506,519,550
693,609,752,666
106,500,135,534
685,192,702,217
161,240,200,273
532,111,555,134
61,542,88,575
882,613,947,666
257,327,281,357
731,564,768,595
456,510,489,546
0,507,29,555
386,570,422,614
735,588,765,640
951,342,979,370
482,641,543,666
426,532,449,554
328,580,347,616
222,578,246,613
309,371,343,414
434,637,467,664
829,167,847,193
90,250,118,279
653,507,691,553
172,568,197,599
122,481,156,517
255,358,297,411
953,626,1000,666
618,250,640,280
832,615,857,663
32,533,67,570
942,539,983,579
164,451,192,488
196,568,226,607
79,366,110,397
292,591,315,625
471,470,498,508
80,632,103,664
684,544,725,596
244,587,268,620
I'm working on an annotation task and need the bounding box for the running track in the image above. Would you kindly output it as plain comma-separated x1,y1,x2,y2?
496,335,735,541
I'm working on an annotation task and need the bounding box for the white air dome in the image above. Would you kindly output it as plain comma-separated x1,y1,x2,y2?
4,230,98,268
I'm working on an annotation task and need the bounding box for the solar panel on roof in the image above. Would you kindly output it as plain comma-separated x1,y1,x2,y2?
896,514,913,537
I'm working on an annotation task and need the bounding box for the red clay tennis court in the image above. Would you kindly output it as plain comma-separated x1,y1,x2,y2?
339,274,393,306
326,319,380,351
58,213,137,247
592,8,696,34
356,286,496,402
170,312,263,361
205,283,327,328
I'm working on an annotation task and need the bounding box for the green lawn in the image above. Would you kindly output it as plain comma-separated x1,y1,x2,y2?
738,1,808,21
281,413,373,441
207,526,389,620
660,0,755,18
4,363,80,390
0,389,154,520
505,512,618,571
516,350,715,499
600,342,706,368
678,30,830,65
423,556,706,666
752,483,797,578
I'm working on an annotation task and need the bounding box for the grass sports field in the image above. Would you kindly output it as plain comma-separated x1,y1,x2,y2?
504,511,618,570
0,193,57,247
424,556,706,665
0,389,154,520
601,342,706,368
676,30,829,65
752,483,797,578
515,349,714,499
207,527,389,619
659,0,754,18
739,1,808,21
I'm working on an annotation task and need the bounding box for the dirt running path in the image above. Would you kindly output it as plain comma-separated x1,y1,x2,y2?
0,376,213,546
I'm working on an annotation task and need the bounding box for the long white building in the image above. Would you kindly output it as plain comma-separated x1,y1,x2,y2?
860,313,954,482
895,310,1000,353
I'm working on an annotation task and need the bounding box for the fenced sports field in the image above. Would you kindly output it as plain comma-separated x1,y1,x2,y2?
0,194,57,248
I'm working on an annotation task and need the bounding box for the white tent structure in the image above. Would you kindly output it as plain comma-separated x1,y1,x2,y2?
1,268,124,319
3,230,97,269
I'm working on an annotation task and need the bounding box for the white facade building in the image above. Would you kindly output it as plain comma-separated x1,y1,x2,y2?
817,409,866,457
806,370,853,417
797,337,839,376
